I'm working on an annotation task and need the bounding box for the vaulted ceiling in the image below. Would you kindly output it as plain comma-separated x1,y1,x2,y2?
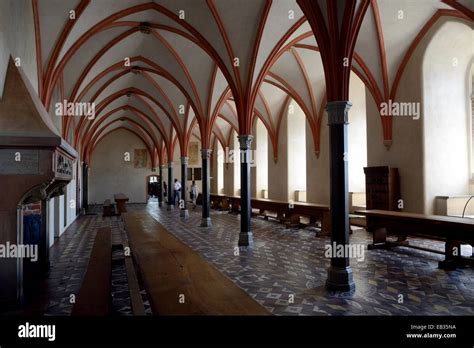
31,0,472,166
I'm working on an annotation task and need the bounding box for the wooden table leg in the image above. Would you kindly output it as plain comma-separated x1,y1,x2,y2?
116,200,127,214
367,217,387,250
320,212,331,236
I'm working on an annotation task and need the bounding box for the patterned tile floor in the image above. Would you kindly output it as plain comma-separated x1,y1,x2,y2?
42,215,103,316
27,213,152,316
24,200,474,316
137,201,474,316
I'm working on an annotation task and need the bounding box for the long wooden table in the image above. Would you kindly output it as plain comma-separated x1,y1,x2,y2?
123,211,270,315
208,194,331,234
114,193,129,214
72,227,112,315
357,209,474,269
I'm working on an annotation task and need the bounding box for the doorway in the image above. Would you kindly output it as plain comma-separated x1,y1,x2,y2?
147,175,159,202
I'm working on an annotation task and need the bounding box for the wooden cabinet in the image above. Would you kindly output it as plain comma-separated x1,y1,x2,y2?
364,166,400,211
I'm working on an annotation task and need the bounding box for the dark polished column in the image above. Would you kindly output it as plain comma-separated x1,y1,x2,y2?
180,156,189,218
158,164,164,207
200,149,212,227
167,161,174,210
325,101,355,292
238,135,254,247
82,162,88,211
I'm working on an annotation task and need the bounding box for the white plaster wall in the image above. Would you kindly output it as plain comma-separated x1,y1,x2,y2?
217,142,224,193
251,122,257,198
211,141,218,194
223,136,235,196
306,115,330,205
89,129,155,204
165,144,182,194
58,195,65,236
422,20,473,214
48,159,77,244
233,132,241,196
348,74,367,193
268,111,288,201
470,66,474,185
366,93,424,213
224,131,240,196
287,100,306,201
0,0,38,97
211,141,224,194
366,31,426,213
173,144,182,183
253,118,268,198
306,73,366,205
367,17,473,214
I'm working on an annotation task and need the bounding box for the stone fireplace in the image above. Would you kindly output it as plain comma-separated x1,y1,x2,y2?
0,58,77,309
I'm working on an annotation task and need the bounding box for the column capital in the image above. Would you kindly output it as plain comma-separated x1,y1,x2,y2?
238,135,254,150
159,164,165,169
201,148,212,159
181,156,189,165
167,161,173,168
326,101,352,125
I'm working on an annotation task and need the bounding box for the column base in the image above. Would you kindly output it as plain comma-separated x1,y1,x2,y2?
200,217,212,227
326,266,355,292
238,232,254,247
180,209,189,218
167,204,174,211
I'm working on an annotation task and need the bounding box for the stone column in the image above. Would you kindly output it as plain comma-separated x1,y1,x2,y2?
200,149,212,227
238,135,254,247
325,101,355,292
167,161,174,210
180,156,189,217
158,164,164,207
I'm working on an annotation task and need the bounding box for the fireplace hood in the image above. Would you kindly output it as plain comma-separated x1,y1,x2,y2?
0,57,76,156
0,57,77,308
0,57,77,198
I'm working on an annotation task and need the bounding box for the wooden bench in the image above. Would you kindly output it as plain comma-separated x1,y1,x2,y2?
114,193,129,215
290,201,331,234
71,227,112,315
210,193,230,210
102,199,115,217
357,209,474,269
122,240,146,315
122,211,270,315
200,193,231,210
219,195,331,234
204,194,332,234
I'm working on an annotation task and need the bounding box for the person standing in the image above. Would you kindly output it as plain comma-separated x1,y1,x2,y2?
174,178,181,206
190,180,199,209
